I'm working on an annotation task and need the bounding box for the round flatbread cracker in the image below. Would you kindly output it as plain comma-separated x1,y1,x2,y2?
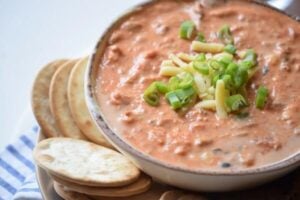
88,183,166,200
88,182,167,200
33,138,140,187
68,57,112,147
51,173,151,197
89,182,168,200
53,181,91,200
54,181,164,200
31,59,68,138
49,60,87,140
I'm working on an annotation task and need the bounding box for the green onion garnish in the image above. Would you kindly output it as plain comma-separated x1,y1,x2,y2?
222,74,234,92
226,94,248,112
212,73,222,87
218,24,234,44
193,61,209,75
224,44,237,54
218,54,233,66
168,76,180,91
255,86,268,109
234,65,248,88
239,60,254,69
225,62,238,77
174,86,196,105
166,92,182,109
144,73,196,108
144,22,263,117
166,86,196,110
143,83,160,106
209,60,226,71
242,49,257,69
178,73,194,89
196,32,206,42
194,53,206,62
155,82,169,94
179,20,195,40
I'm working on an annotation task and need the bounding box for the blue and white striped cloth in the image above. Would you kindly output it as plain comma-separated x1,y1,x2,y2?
0,125,42,200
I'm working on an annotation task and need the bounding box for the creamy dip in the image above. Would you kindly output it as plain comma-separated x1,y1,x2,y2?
95,0,300,170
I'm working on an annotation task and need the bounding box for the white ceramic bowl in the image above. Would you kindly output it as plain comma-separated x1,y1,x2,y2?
85,0,300,192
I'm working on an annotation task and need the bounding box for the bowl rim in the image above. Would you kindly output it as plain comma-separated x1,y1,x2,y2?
85,0,300,176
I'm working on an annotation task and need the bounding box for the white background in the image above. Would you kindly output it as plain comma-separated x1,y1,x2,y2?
0,0,299,150
0,0,142,150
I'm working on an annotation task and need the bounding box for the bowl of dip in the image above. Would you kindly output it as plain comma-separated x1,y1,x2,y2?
85,0,300,192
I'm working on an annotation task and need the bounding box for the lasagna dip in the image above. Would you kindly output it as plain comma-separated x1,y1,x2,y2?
95,0,300,170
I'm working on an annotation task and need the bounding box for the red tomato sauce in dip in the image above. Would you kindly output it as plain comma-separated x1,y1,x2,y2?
95,0,300,170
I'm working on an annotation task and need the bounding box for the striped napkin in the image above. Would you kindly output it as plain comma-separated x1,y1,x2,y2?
0,125,42,200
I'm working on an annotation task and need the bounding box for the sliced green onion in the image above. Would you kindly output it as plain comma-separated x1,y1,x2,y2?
181,86,196,98
168,76,180,91
219,55,233,66
166,85,196,110
239,60,255,70
222,74,234,92
143,83,160,106
175,86,196,105
194,53,206,62
225,62,238,77
178,73,194,89
166,92,182,109
196,32,206,42
224,44,237,54
212,73,222,86
234,66,248,88
242,49,257,68
218,24,234,44
155,82,169,94
255,86,268,109
226,94,248,112
209,60,226,71
145,21,263,117
179,20,195,40
193,61,209,75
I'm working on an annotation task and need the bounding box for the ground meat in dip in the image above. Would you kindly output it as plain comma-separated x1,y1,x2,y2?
95,0,300,171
